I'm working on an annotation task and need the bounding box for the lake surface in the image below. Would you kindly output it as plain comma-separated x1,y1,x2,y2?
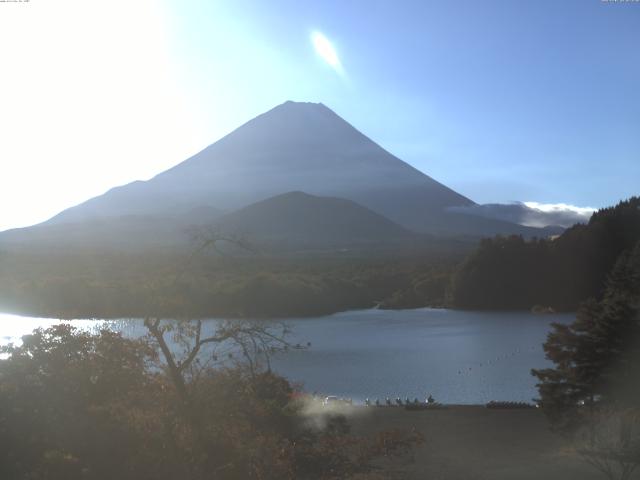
0,308,573,404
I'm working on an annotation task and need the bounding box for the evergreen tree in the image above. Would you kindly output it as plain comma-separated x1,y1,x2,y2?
532,241,640,433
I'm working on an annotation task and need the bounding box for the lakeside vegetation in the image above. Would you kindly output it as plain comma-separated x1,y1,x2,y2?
451,197,640,311
531,231,640,480
0,249,461,320
0,322,423,479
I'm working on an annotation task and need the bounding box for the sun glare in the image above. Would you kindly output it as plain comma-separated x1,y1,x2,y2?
0,0,200,232
311,31,343,75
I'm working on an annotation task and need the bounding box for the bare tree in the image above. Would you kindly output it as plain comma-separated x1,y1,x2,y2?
142,230,303,411
137,231,307,477
143,317,296,407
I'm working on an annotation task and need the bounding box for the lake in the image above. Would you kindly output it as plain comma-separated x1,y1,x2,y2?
0,308,573,405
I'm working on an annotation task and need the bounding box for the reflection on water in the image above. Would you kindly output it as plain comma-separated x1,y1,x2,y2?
0,308,572,404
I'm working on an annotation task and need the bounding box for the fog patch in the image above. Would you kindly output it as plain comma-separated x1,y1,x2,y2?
295,395,369,430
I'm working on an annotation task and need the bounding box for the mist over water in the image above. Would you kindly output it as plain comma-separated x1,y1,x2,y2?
0,308,572,404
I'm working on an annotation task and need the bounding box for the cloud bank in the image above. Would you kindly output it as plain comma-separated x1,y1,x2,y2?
449,201,595,228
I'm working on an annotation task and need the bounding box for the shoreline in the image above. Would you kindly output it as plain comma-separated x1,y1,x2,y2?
0,305,576,322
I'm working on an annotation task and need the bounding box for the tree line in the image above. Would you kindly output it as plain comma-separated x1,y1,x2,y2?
0,251,457,319
451,197,640,311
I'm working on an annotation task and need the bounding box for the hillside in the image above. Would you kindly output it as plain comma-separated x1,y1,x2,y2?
0,205,223,252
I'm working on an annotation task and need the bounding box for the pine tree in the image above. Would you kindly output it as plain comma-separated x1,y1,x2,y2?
532,241,640,433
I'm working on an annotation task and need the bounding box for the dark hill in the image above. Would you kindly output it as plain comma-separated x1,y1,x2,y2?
213,191,416,249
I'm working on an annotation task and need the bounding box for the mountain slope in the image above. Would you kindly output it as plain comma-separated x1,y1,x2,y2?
0,205,223,251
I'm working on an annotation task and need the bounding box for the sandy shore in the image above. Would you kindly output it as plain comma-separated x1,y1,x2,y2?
345,405,625,479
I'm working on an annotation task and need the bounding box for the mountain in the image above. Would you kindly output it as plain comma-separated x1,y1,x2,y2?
213,191,416,249
3,101,555,247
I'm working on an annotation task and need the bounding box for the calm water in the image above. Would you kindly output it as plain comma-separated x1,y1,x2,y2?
0,308,573,405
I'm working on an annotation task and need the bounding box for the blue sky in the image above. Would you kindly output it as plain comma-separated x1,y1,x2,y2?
1,0,638,230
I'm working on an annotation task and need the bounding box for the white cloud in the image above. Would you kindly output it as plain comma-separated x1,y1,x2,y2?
523,202,596,216
449,201,595,228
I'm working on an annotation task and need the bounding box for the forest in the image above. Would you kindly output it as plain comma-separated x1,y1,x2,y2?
0,248,458,319
451,197,640,311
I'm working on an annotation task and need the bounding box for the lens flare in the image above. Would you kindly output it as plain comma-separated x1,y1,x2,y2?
311,31,343,75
